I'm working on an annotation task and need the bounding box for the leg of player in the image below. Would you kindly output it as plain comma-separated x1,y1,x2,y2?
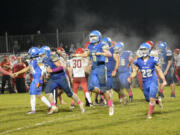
37,94,57,114
119,89,127,105
71,79,79,108
170,83,176,98
104,91,114,116
71,93,85,113
27,95,36,114
147,98,156,119
126,88,133,102
58,89,66,104
159,83,165,98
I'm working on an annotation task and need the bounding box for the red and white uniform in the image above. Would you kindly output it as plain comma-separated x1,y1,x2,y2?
70,57,88,93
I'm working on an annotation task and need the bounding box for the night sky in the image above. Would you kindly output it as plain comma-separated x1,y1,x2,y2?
0,0,180,48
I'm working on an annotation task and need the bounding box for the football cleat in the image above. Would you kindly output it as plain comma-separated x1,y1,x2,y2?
147,114,152,119
79,103,85,113
109,106,114,116
170,93,176,98
47,106,57,115
69,104,75,109
27,110,36,114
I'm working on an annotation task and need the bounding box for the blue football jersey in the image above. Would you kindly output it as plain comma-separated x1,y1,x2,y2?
118,51,132,73
30,57,42,80
43,55,65,79
106,47,116,73
88,42,108,67
159,49,173,71
134,56,159,82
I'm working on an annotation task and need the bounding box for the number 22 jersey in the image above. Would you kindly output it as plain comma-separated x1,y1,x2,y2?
134,56,159,82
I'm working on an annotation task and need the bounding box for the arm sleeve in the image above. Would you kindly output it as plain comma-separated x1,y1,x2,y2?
133,59,139,67
52,66,63,73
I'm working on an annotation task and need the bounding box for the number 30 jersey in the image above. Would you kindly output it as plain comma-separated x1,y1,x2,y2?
134,56,159,82
70,57,88,78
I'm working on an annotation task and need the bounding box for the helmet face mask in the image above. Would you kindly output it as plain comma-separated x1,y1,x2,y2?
139,48,149,57
115,42,124,53
139,43,151,57
89,35,99,44
89,30,102,44
157,42,167,52
39,46,51,58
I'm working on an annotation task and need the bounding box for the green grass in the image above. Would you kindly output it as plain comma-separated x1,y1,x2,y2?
0,86,180,135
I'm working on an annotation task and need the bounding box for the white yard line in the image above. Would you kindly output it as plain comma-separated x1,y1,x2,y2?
0,110,97,135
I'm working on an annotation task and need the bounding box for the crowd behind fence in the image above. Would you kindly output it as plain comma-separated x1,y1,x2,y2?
0,31,89,54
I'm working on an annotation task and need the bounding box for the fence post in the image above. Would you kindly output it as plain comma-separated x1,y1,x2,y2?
5,32,8,53
56,28,59,48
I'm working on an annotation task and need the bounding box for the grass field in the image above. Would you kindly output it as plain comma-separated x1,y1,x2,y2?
0,86,180,135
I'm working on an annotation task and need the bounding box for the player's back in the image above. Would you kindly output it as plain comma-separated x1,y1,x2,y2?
118,51,131,73
70,57,88,78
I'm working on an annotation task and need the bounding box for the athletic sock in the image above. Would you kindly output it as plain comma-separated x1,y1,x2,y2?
85,92,92,104
159,89,164,93
107,100,113,107
128,91,133,97
30,95,36,111
41,96,51,108
148,101,155,115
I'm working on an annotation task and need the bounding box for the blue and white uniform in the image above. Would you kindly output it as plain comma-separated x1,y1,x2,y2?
118,51,132,89
88,42,108,93
159,49,174,85
134,56,159,102
106,47,120,91
44,56,73,97
29,57,43,95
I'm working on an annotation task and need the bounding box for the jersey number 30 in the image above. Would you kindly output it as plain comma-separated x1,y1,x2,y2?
73,59,82,68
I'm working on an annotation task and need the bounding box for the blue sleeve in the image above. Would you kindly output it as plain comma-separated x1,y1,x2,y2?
133,59,139,66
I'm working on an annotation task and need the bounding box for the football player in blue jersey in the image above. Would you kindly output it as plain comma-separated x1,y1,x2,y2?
73,30,114,116
102,37,120,101
157,42,176,98
40,46,85,113
127,43,167,119
116,42,134,103
14,47,54,114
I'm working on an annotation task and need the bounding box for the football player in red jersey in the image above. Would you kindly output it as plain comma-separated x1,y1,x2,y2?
69,48,92,108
